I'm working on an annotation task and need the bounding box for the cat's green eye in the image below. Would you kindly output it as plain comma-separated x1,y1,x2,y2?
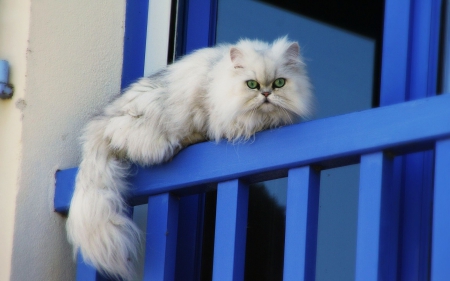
273,78,286,88
246,80,259,89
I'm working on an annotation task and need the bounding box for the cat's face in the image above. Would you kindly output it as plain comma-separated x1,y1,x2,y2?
229,38,312,121
207,38,312,141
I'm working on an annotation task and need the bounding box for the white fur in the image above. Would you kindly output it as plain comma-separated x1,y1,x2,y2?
66,37,312,280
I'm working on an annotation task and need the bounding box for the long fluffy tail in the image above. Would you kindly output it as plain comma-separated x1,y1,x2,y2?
66,117,140,281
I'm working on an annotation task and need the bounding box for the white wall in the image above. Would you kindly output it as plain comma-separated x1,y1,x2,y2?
0,1,30,279
0,0,126,279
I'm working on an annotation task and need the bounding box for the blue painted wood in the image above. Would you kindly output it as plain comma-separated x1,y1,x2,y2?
144,193,179,281
425,0,442,97
430,138,450,281
379,0,411,106
355,152,398,281
443,0,450,93
76,252,97,281
283,166,320,281
388,1,441,279
380,1,442,280
183,0,217,54
127,95,450,200
212,180,249,281
408,0,439,100
378,2,410,278
54,94,450,212
174,194,204,281
172,1,218,279
75,252,112,281
399,151,435,281
54,167,77,213
121,0,149,89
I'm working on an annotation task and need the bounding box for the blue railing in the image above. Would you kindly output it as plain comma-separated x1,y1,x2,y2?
55,93,450,280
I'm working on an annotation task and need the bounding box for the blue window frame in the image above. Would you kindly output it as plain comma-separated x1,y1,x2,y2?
54,0,450,280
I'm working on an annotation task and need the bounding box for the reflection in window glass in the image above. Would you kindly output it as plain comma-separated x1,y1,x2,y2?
245,180,287,280
216,0,375,120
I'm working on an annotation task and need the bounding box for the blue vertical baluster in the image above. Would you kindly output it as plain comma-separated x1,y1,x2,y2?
75,252,112,281
174,194,204,281
283,166,320,281
75,253,104,281
75,252,96,281
430,138,450,281
173,1,217,279
120,0,149,89
380,0,441,279
144,193,180,281
212,179,249,281
398,1,441,279
355,152,399,281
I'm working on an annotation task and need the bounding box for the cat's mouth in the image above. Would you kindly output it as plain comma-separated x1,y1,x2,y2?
258,97,276,112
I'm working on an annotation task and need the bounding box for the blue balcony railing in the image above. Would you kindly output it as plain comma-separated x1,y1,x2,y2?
55,93,450,280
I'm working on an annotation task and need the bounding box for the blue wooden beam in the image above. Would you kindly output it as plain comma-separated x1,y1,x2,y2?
430,138,450,281
355,152,399,280
144,193,179,281
212,180,249,281
283,166,320,281
54,94,450,212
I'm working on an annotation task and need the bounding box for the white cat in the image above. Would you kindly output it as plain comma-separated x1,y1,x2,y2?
66,37,312,280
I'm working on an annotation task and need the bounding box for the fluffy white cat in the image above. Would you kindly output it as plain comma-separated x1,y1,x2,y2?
66,37,312,280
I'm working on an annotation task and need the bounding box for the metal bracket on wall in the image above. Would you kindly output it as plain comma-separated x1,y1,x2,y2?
0,60,14,99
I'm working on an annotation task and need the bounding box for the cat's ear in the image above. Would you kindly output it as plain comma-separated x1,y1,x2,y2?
284,42,300,65
230,47,244,69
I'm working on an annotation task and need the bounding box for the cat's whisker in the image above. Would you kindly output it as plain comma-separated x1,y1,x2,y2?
282,107,294,125
275,98,299,118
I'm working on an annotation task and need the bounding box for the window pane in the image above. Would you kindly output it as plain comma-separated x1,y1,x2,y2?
216,0,375,120
245,179,287,280
317,165,359,281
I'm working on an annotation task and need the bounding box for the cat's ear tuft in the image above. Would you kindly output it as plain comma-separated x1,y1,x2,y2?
284,42,300,65
230,47,244,69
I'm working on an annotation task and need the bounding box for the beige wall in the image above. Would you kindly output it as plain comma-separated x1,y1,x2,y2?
0,1,30,279
0,0,126,280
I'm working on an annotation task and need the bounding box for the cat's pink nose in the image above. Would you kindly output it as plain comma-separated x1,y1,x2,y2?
262,92,271,97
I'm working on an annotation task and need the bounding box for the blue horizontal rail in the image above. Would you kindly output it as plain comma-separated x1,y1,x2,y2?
54,94,450,213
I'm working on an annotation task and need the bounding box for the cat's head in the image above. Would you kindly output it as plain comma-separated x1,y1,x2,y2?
209,37,313,141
